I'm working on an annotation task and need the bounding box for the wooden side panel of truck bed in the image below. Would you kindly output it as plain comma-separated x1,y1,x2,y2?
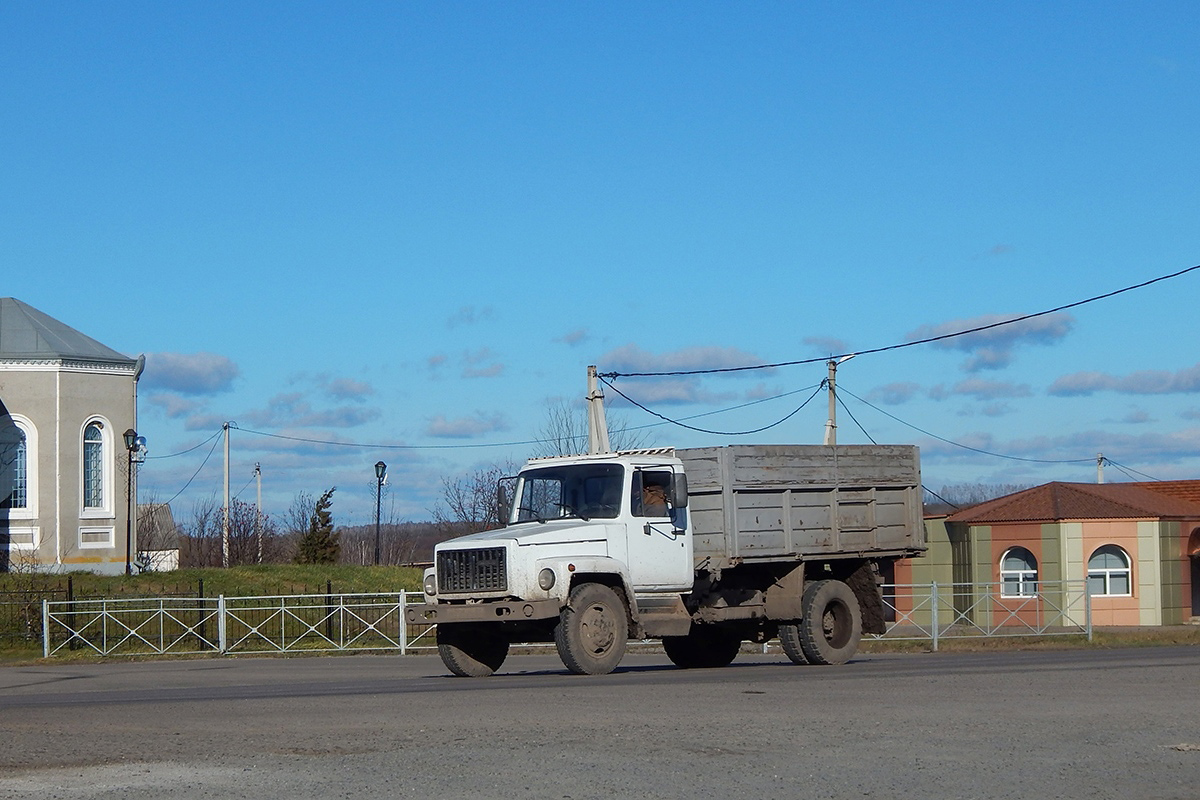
679,445,925,564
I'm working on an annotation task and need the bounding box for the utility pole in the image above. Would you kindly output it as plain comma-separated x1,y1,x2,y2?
1097,453,1105,484
222,422,230,568
587,365,611,455
823,355,854,446
254,462,262,564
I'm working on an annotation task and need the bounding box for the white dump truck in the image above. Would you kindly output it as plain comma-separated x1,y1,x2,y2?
407,442,924,676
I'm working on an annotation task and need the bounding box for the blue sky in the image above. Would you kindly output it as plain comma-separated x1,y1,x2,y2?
4,3,1198,525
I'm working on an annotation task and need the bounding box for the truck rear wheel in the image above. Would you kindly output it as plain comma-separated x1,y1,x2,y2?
778,623,809,665
663,627,741,669
554,583,627,675
796,579,861,665
437,623,510,677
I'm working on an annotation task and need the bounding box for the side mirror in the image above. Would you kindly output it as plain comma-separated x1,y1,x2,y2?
670,473,689,509
496,477,517,527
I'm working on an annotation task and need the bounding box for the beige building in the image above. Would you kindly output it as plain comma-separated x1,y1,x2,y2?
0,298,143,574
904,481,1200,626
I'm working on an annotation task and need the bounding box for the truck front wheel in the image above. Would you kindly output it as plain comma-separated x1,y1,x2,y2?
790,579,861,665
554,583,628,675
437,623,510,677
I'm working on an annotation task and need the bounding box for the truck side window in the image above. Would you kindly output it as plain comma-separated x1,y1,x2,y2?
633,471,671,518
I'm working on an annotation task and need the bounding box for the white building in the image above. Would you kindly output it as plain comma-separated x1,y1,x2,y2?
0,298,143,574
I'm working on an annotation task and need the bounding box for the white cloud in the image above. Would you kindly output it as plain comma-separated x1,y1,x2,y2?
802,336,851,356
867,382,922,405
1049,363,1200,396
143,352,239,394
426,413,509,438
907,312,1073,373
557,328,589,346
461,348,505,379
598,344,766,375
323,377,374,402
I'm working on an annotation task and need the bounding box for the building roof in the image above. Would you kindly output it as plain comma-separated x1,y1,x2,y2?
1129,480,1200,506
946,481,1200,524
0,298,135,365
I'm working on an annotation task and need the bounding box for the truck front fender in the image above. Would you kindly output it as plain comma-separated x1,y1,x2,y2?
538,556,640,623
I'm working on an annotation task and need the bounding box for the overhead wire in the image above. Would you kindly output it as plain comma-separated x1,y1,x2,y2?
599,263,1200,378
1102,458,1161,482
600,376,825,436
836,385,1095,465
145,429,222,459
147,429,224,509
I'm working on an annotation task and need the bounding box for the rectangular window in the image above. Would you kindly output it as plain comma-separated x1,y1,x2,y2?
6,527,38,550
79,526,114,548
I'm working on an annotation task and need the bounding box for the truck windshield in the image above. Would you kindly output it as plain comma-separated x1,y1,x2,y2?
512,463,624,523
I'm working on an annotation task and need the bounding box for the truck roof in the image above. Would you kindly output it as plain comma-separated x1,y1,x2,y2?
523,448,679,468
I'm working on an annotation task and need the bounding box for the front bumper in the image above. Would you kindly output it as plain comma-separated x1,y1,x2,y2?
405,598,562,625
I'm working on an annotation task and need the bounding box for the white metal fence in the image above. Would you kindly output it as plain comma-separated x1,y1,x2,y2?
42,582,1092,659
42,592,436,658
872,580,1092,649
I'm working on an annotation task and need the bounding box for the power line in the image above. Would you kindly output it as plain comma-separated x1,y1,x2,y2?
238,427,542,450
145,429,222,460
150,431,224,508
600,262,1200,378
1103,458,1161,482
837,385,1094,465
600,376,824,435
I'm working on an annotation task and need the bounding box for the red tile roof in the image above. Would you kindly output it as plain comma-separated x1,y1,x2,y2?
946,481,1200,524
1128,480,1200,505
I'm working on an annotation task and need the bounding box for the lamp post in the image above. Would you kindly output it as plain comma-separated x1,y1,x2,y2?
123,428,137,576
374,461,387,566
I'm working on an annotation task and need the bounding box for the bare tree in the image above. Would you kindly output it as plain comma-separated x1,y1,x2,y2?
533,397,651,457
433,460,517,535
924,483,1031,514
178,495,287,567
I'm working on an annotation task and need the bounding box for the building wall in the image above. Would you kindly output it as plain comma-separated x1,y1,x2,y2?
0,360,137,574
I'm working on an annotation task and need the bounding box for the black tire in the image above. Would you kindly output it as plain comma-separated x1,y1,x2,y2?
778,622,809,665
554,583,628,675
663,627,742,669
437,623,510,677
797,579,861,665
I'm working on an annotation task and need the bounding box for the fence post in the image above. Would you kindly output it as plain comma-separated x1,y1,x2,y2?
399,593,407,655
218,594,227,654
67,575,78,651
197,578,206,651
42,599,49,659
930,581,939,652
1085,583,1093,642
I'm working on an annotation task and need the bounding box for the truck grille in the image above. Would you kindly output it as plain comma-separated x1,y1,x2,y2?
437,547,507,593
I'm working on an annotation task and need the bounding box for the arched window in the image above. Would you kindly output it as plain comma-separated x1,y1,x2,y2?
83,421,105,510
1,427,26,510
1088,545,1132,597
1,416,36,517
1000,547,1038,597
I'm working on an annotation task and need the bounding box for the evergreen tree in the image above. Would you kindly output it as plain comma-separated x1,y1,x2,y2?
295,487,339,564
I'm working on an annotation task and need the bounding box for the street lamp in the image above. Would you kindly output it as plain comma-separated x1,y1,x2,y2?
123,428,137,576
374,461,387,566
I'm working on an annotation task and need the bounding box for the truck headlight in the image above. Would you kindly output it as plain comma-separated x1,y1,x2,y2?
423,574,437,597
538,568,556,591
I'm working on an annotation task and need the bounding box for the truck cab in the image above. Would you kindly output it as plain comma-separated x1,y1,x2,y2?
411,449,695,675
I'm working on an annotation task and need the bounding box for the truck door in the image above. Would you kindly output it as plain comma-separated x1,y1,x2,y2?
626,468,693,590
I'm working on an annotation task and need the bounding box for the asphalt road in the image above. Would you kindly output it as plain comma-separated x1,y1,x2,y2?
2,647,1198,799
